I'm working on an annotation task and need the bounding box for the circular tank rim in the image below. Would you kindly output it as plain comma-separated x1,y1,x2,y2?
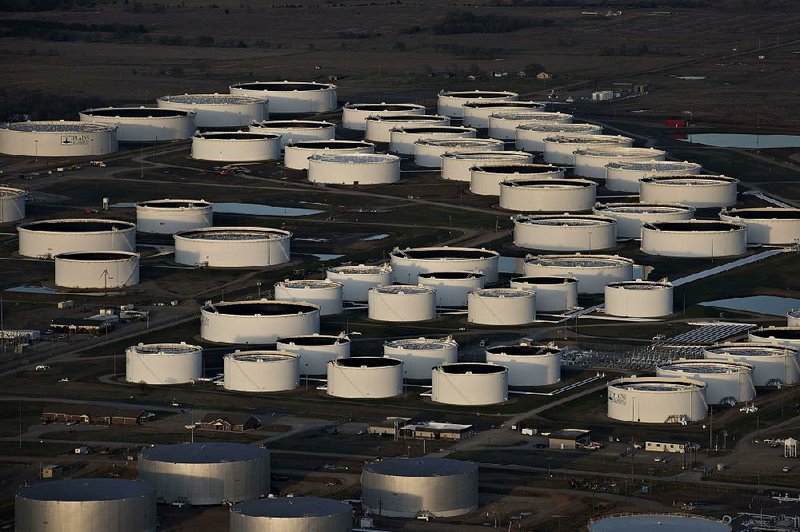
418,271,485,280
391,246,499,260
524,253,634,268
137,199,211,209
720,207,800,220
704,342,799,357
230,80,337,91
202,299,320,316
606,280,673,289
642,221,747,233
226,350,300,362
174,226,291,240
158,93,269,105
251,120,335,129
286,140,374,149
127,342,203,355
500,178,595,188
81,106,195,118
594,202,696,215
640,175,738,185
440,90,518,99
485,344,560,357
193,132,280,141
333,356,402,368
18,218,136,234
514,214,617,227
657,359,754,374
2,120,117,133
511,275,578,284
54,251,140,261
278,334,350,346
608,376,706,392
749,327,800,340
437,362,508,375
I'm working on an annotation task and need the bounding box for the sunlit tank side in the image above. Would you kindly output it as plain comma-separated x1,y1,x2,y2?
125,342,203,385
462,100,546,128
326,263,393,301
18,219,136,258
307,153,401,185
748,326,800,350
656,359,755,404
485,343,561,387
789,309,800,327
249,120,335,148
224,350,299,392
417,271,485,307
284,140,374,170
640,220,747,258
515,122,603,152
157,93,268,128
467,288,536,326
719,207,800,245
54,251,139,289
276,333,351,376
364,114,450,143
174,227,290,268
327,357,404,398
639,175,739,208
437,89,518,118
230,497,353,532
342,102,426,131
229,80,336,114
389,125,476,155
191,132,282,162
512,214,617,251
523,253,635,294
390,246,500,284
368,285,437,322
432,363,508,405
573,147,666,179
200,300,320,344
383,336,459,380
499,178,596,212
0,187,26,223
441,151,533,182
606,376,707,423
136,199,213,234
487,111,573,141
587,513,732,532
704,342,800,386
79,107,195,142
509,276,578,312
471,163,565,196
274,279,344,316
593,203,695,239
604,280,673,318
541,134,633,165
0,121,118,156
604,160,703,193
413,138,504,168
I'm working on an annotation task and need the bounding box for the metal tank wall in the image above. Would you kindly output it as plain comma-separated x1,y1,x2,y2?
364,115,450,143
249,121,335,148
485,345,561,387
748,327,800,350
284,141,374,170
326,265,393,302
515,122,603,152
384,338,459,380
467,289,536,326
639,176,739,208
640,222,747,258
441,151,533,182
125,344,203,385
604,161,702,192
417,272,485,307
54,252,140,289
541,134,632,165
191,133,282,162
604,281,673,318
0,123,118,156
229,497,353,532
499,179,596,213
307,154,401,185
390,247,499,284
174,227,290,268
18,220,136,258
224,352,299,392
274,280,344,316
606,377,708,423
136,201,213,234
719,208,800,245
522,254,635,295
704,342,800,386
156,95,268,128
413,138,504,168
437,90,518,118
432,364,508,405
593,203,696,239
512,215,617,252
573,148,666,179
470,164,565,197
509,276,578,312
327,358,404,399
342,102,426,130
656,361,756,404
487,111,572,140
368,286,437,322
79,108,196,142
0,187,26,222
463,101,545,128
277,335,351,375
230,81,337,113
200,301,320,344
389,126,476,154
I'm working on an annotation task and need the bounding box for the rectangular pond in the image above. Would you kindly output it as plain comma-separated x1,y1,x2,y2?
699,295,800,317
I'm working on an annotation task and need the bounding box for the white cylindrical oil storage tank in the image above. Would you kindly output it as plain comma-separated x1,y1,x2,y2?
224,350,299,392
54,251,139,289
523,253,635,295
513,214,617,251
441,150,533,182
327,357,404,399
249,120,335,149
606,376,707,423
361,458,478,518
201,300,320,344
15,479,156,532
326,264,393,302
284,140,374,170
0,187,26,223
605,160,703,193
542,134,633,165
174,227,290,268
191,131,281,162
136,199,212,234
485,343,561,387
604,279,673,318
0,121,118,156
749,326,800,350
125,342,203,385
79,107,195,142
704,342,799,386
488,111,573,141
499,178,596,213
657,359,755,405
138,443,269,506
342,102,426,131
510,276,578,312
307,153,401,185
437,89,518,118
230,497,353,532
364,114,450,143
274,279,343,316
157,94,268,128
277,333,350,376
639,175,739,208
789,309,800,327
641,220,747,258
515,122,603,152
471,163,565,197
18,219,136,258
574,147,666,179
383,336,459,380
593,202,696,239
368,285,437,322
230,80,336,114
462,100,545,129
720,207,800,245
389,125,476,155
413,137,504,168
390,246,500,284
418,271,485,307
432,363,508,405
468,288,536,326
588,514,732,532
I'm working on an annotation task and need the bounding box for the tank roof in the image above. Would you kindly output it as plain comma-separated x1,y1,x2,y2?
345,102,425,110
231,81,335,91
328,264,391,274
175,227,290,241
55,251,138,261
277,279,342,289
393,246,499,260
543,134,628,144
18,478,153,501
512,275,578,284
415,138,501,147
610,377,703,392
486,344,559,356
364,457,477,476
595,203,694,214
515,215,615,227
472,288,533,298
0,187,25,198
606,160,702,171
418,271,484,279
644,221,745,232
444,151,530,160
252,120,333,128
439,362,507,374
525,254,633,268
204,300,318,316
464,100,542,109
137,199,211,209
518,122,600,132
659,360,751,374
128,343,202,355
607,280,672,290
722,207,800,220
335,356,401,368
642,175,737,185
491,111,567,120
233,496,351,518
394,125,473,134
385,337,457,349
19,219,135,233
474,163,561,174
588,513,731,532
141,442,267,463
82,107,193,118
159,93,267,104
705,342,798,357
195,132,279,140
4,120,116,132
367,114,446,122
228,351,298,362
287,140,373,149
502,178,593,188
750,327,800,340
278,334,350,346
441,90,517,98
310,153,398,164
576,147,664,157
373,284,435,295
